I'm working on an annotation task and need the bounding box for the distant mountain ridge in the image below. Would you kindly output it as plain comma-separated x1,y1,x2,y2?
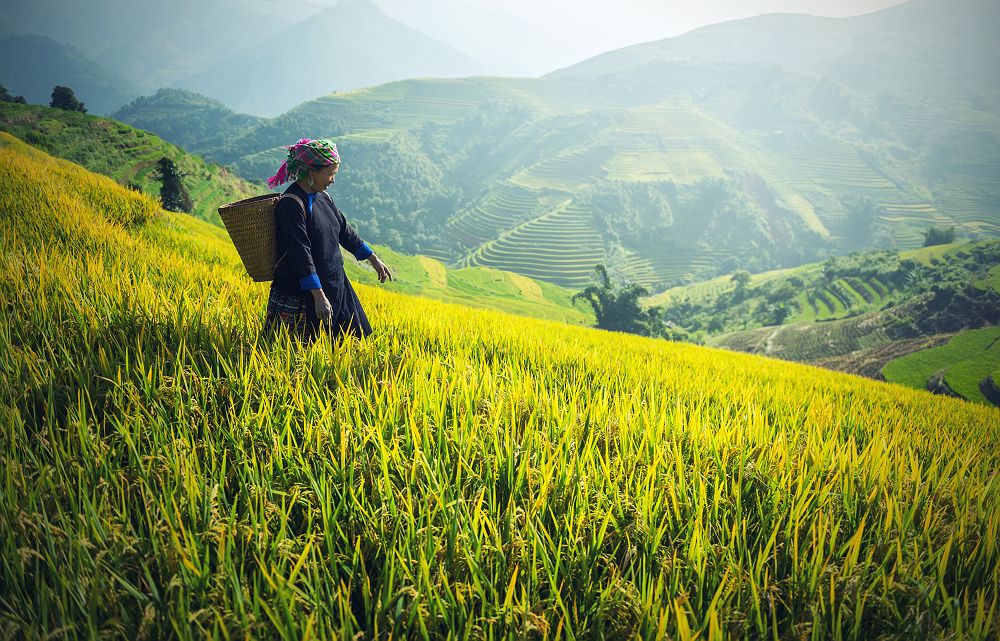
551,0,1000,107
175,0,484,117
0,34,139,115
0,0,298,92
1,0,486,117
115,0,1000,293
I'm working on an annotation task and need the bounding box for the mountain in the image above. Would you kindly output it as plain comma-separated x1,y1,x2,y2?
371,0,562,76
0,0,298,92
550,0,1000,107
111,89,265,159
175,0,485,117
112,0,1000,292
0,34,139,115
2,126,998,640
0,0,485,116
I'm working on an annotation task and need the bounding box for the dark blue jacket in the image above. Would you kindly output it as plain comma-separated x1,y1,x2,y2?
272,182,372,291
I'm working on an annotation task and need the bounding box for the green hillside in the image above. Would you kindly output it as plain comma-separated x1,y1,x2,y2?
882,326,1000,404
111,89,263,157
114,0,1000,293
3,108,999,641
0,102,258,225
657,241,1000,335
652,241,1000,403
341,243,592,325
0,111,590,324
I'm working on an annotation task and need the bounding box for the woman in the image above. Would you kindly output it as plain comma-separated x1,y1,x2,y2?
261,138,392,341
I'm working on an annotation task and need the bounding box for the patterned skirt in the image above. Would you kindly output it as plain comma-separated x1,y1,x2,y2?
261,271,372,342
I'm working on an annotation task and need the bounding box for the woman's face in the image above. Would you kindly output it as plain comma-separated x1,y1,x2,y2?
310,163,339,190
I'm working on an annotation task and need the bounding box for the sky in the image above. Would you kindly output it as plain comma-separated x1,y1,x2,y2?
357,0,910,74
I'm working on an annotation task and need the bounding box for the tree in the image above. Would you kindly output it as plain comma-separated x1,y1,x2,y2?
0,84,26,104
153,157,193,213
573,265,663,337
731,269,752,301
50,85,86,112
923,226,956,247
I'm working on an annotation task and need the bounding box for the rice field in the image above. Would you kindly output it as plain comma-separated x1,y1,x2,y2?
2,134,999,640
787,275,896,324
0,102,259,226
510,147,610,193
446,183,546,248
465,201,606,288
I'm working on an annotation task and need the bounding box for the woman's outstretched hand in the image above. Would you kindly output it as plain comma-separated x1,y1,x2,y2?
311,289,334,326
368,254,393,283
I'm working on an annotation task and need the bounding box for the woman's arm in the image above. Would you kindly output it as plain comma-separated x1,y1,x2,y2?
366,253,393,283
328,194,392,282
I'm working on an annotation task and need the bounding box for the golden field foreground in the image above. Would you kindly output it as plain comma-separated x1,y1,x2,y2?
1,132,998,640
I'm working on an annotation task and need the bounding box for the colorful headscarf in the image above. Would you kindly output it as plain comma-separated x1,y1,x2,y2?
267,138,341,188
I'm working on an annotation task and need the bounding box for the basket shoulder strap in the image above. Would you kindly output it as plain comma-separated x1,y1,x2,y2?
272,193,308,277
278,192,306,215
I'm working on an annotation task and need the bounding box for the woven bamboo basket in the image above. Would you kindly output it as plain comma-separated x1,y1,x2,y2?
218,194,281,281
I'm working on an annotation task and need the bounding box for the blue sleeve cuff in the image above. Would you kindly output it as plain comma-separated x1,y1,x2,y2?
352,242,374,261
299,273,322,290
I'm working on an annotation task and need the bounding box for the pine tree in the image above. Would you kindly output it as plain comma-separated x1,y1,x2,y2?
153,157,193,213
50,86,87,112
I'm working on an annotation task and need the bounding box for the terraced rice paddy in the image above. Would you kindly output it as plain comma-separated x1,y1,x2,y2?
932,174,1000,238
768,144,900,236
510,146,610,193
718,314,896,363
792,275,896,322
465,200,606,287
903,241,972,266
613,103,756,171
446,183,547,247
616,253,660,288
877,203,949,248
614,248,731,291
603,148,725,184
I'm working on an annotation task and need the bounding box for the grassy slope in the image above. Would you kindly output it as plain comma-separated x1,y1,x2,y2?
2,125,999,639
655,241,1000,403
0,110,591,325
342,242,592,325
0,102,259,225
644,266,795,308
882,326,1000,404
658,239,1000,323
